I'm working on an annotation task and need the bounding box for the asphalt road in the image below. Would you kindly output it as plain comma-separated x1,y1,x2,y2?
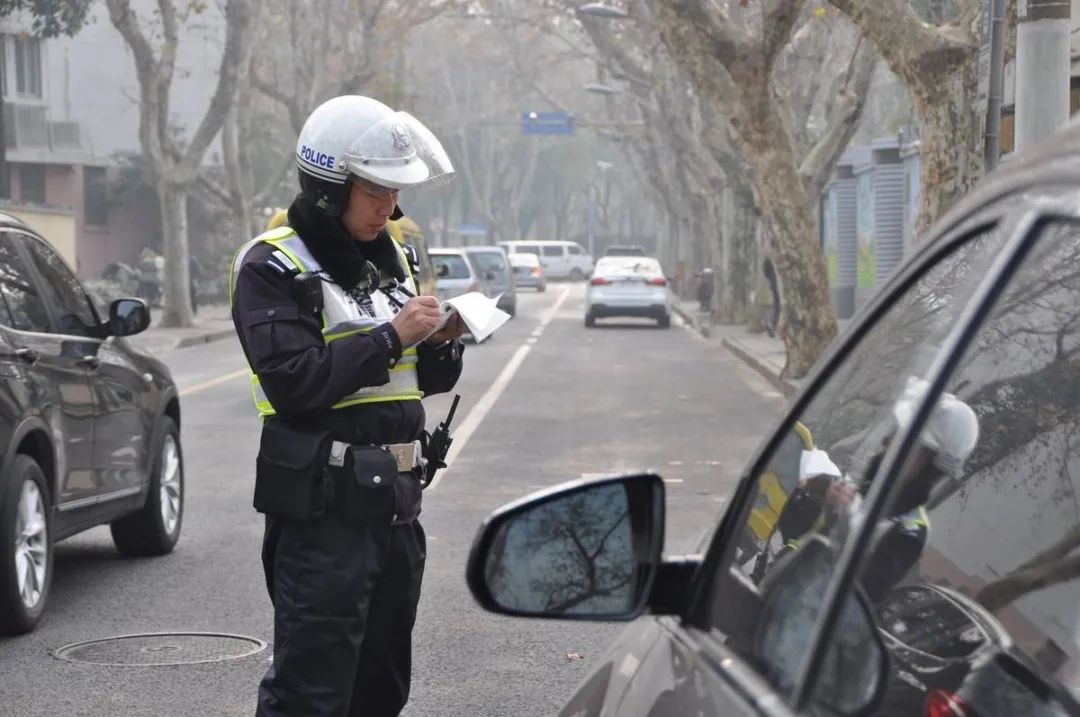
0,284,784,716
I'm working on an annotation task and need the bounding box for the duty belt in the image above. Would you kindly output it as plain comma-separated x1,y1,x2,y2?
327,440,424,473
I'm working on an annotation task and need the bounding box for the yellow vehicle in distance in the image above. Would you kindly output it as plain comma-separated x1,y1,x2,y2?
261,209,436,296
387,215,437,296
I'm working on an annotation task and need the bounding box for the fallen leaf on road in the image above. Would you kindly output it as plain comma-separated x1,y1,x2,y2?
565,651,585,661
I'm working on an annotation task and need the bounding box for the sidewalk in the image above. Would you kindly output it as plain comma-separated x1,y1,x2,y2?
126,303,235,356
673,299,834,398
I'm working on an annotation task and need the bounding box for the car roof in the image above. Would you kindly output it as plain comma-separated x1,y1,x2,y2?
429,247,468,255
0,211,33,233
464,245,506,253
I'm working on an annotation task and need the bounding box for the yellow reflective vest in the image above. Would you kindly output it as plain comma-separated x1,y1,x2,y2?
229,226,422,417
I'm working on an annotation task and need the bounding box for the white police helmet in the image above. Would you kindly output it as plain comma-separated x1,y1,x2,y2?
892,376,980,476
295,95,454,216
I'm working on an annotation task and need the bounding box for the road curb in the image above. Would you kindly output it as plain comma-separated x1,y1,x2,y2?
173,327,235,351
672,303,710,338
720,336,798,397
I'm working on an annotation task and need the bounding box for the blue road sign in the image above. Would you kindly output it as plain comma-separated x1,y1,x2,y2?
521,111,575,136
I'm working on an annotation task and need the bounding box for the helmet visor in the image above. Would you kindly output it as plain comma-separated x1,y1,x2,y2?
344,111,455,191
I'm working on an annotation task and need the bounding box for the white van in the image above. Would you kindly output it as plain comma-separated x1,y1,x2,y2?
498,240,594,281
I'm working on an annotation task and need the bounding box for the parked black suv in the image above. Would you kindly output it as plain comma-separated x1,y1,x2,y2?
0,215,183,635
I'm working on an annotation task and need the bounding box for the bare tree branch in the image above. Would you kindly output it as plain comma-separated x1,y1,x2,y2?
828,0,977,87
176,0,257,181
105,0,166,171
799,36,877,198
763,0,808,66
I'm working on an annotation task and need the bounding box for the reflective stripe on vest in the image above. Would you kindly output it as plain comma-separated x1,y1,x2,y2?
229,227,421,417
899,505,930,533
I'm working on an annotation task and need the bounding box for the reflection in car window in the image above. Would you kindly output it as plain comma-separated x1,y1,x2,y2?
20,235,98,336
485,483,635,615
0,233,50,333
469,252,507,273
876,586,988,660
431,254,472,280
821,223,1080,711
704,224,1010,702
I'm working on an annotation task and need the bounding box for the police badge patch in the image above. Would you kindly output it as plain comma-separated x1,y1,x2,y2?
392,124,411,151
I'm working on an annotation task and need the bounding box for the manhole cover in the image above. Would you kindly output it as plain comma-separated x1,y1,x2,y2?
54,632,267,666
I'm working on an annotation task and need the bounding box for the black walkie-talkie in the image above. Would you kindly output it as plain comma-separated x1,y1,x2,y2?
421,395,461,488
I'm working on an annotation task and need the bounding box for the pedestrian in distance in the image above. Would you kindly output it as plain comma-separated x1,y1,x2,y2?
229,95,466,717
762,255,781,338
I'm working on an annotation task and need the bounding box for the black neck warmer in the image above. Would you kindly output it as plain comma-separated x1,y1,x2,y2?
287,194,405,290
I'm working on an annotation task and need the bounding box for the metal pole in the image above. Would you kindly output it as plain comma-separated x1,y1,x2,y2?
587,190,595,257
1015,0,1072,151
984,0,1007,171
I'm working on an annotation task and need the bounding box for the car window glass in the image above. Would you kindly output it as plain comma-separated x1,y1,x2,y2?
876,585,988,660
517,245,540,256
568,245,583,256
542,245,563,257
703,224,1010,702
0,233,50,333
813,223,1080,712
470,252,507,273
431,254,471,280
20,235,98,336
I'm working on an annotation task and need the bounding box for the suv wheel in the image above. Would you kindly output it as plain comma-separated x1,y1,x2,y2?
585,313,596,328
111,417,183,557
0,455,53,635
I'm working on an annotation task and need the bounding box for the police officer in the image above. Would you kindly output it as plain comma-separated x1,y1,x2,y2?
229,95,465,717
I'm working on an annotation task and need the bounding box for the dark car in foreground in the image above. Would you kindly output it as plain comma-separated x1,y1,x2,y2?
465,124,1080,716
0,215,183,635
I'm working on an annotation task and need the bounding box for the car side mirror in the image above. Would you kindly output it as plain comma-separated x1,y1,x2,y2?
754,535,887,716
467,473,666,620
109,298,151,337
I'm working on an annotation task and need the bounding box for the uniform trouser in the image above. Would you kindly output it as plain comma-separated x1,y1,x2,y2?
256,511,426,717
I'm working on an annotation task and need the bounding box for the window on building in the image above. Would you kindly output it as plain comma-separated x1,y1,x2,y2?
14,36,42,98
84,167,108,226
19,164,45,204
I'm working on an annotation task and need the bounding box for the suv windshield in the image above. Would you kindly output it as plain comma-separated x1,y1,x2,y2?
469,251,507,274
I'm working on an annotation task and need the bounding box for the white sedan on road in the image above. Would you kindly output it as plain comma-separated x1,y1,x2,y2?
585,256,672,328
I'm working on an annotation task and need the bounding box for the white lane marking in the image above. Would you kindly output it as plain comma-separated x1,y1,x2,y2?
538,286,571,325
429,344,531,491
430,287,571,490
526,337,538,344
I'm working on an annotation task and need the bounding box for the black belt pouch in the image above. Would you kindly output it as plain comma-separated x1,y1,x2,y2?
253,420,332,520
340,446,399,525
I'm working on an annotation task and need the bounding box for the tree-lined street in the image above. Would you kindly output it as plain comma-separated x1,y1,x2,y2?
0,292,783,716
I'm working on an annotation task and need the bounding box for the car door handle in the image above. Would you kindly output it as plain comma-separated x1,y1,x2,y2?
15,347,39,364
77,355,100,370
